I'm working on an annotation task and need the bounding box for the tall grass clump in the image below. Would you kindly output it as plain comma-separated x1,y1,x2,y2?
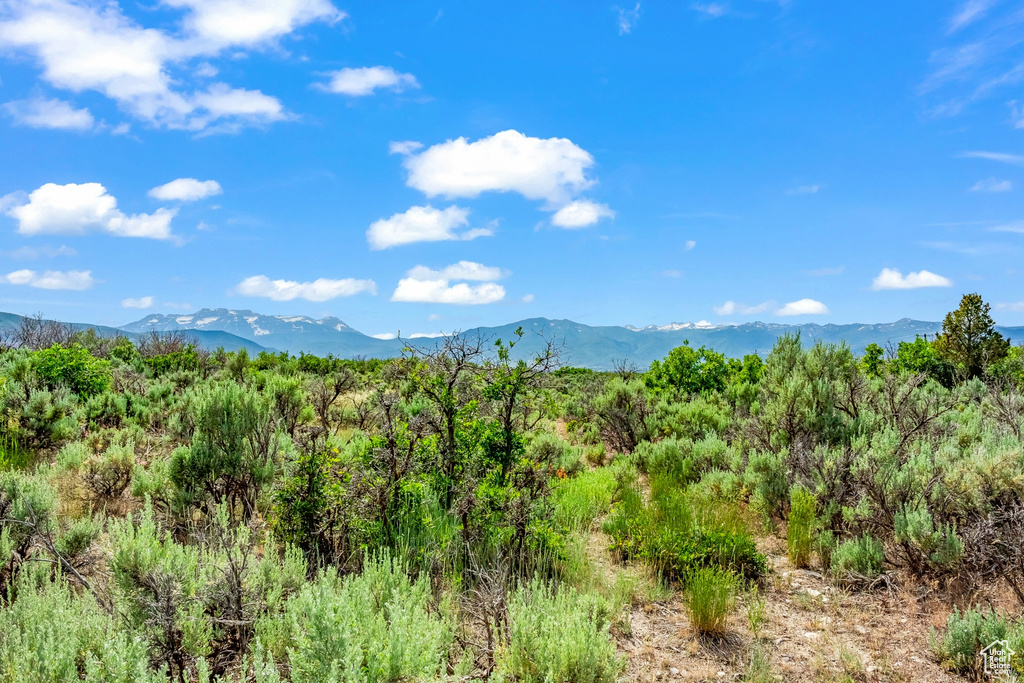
831,534,885,579
786,484,815,568
683,566,738,636
255,551,456,683
552,467,617,532
495,578,623,683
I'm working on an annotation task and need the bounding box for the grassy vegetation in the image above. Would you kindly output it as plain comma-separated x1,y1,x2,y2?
1,293,1023,680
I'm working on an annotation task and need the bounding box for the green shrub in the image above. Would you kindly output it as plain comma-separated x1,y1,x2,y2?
495,578,623,683
33,344,111,398
56,441,90,470
0,434,31,471
256,551,455,683
683,566,737,636
930,606,1008,675
83,443,134,500
0,571,160,683
831,534,885,579
786,485,816,568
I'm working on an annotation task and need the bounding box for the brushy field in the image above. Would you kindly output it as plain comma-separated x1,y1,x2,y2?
1,294,1024,682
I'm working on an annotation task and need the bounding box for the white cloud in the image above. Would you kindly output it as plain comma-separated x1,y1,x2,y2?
3,97,94,130
969,177,1012,192
371,332,397,340
995,301,1024,312
317,66,419,96
149,178,223,201
776,299,829,316
959,151,1024,166
402,129,597,206
389,140,423,155
662,269,682,278
407,261,503,282
551,200,615,228
0,244,76,259
164,0,343,50
0,0,336,131
121,296,155,309
391,261,507,305
948,0,998,33
367,205,490,249
871,268,953,290
691,2,729,17
5,182,176,239
233,275,376,302
1,268,94,290
521,294,535,303
787,184,821,195
991,220,1024,233
616,3,641,34
713,300,773,316
684,240,697,250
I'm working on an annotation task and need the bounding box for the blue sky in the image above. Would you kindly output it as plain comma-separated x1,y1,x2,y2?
1,0,1023,337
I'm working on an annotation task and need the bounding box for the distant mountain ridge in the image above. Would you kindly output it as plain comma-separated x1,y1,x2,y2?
3,308,1021,371
116,309,1023,371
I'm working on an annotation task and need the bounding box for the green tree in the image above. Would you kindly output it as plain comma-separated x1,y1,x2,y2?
934,293,1010,379
645,342,730,395
861,343,886,378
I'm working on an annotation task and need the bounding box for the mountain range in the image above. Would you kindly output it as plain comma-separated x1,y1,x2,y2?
3,308,1021,370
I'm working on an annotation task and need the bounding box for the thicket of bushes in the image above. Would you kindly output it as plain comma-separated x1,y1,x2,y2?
1,294,1023,679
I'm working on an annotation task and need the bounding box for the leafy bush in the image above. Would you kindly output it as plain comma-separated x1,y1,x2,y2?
495,579,623,683
831,534,885,579
683,566,737,636
33,344,111,398
787,485,816,569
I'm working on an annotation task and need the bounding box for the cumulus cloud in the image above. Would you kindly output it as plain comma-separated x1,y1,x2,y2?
234,275,378,302
317,66,419,96
234,275,376,301
4,183,176,239
969,177,1012,192
401,130,597,206
1,269,94,290
391,261,506,305
551,200,615,228
685,240,697,250
371,332,397,340
149,178,223,201
367,205,491,249
713,300,773,316
3,97,94,130
121,296,155,308
164,0,344,49
0,0,338,131
407,261,504,282
872,268,953,290
776,299,829,316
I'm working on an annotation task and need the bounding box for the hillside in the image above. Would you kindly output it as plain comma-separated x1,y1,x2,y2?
119,309,1023,369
